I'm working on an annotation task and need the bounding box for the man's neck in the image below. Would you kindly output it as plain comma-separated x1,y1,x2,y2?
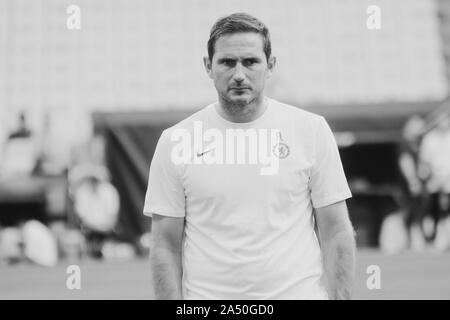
216,96,268,123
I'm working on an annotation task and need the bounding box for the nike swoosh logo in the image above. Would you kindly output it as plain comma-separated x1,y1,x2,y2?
196,149,214,157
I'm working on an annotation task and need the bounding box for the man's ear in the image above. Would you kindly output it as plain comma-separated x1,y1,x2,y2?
266,56,276,79
203,56,213,79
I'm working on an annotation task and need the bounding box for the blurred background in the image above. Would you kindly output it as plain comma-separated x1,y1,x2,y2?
1,0,450,299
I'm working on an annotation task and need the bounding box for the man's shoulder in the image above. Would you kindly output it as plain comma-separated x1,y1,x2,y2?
270,98,325,125
163,103,214,135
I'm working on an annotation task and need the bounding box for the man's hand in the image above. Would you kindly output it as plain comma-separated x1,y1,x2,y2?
314,200,356,300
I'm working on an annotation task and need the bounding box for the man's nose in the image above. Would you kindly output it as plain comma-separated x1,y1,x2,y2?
232,63,245,83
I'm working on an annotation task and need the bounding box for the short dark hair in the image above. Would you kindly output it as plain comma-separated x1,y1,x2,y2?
207,13,271,62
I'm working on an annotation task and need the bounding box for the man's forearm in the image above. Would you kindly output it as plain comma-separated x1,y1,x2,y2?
321,229,356,300
150,246,183,299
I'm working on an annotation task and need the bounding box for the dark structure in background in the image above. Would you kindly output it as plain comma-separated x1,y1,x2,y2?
93,100,443,247
92,111,192,246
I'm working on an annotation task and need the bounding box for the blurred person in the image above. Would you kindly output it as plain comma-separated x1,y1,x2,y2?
0,112,39,179
34,111,69,176
0,112,47,225
0,225,24,265
397,115,430,250
0,111,69,224
420,114,450,250
69,164,120,258
144,13,355,300
67,133,116,258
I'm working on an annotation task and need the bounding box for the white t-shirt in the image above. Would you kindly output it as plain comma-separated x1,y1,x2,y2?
143,98,352,299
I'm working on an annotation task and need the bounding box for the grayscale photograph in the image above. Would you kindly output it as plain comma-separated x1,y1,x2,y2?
0,0,449,304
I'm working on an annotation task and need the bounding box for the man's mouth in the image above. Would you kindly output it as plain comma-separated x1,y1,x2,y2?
230,87,250,90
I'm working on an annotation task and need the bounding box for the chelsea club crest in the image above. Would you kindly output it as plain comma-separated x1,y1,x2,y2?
272,131,290,159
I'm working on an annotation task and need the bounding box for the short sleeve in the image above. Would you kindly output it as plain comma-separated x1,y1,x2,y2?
143,129,186,218
309,117,352,208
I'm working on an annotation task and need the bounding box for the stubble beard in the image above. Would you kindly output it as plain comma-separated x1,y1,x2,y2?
219,90,264,119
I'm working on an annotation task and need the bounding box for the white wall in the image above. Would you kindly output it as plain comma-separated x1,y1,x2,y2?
0,0,448,152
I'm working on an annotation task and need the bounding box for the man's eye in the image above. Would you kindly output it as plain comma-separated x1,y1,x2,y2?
221,60,235,67
243,60,257,67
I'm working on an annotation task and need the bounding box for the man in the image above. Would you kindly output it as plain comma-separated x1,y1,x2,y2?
397,115,429,250
144,13,356,300
0,112,37,178
420,115,450,250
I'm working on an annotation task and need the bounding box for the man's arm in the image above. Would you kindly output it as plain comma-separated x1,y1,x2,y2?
314,200,356,300
399,153,421,193
150,214,184,300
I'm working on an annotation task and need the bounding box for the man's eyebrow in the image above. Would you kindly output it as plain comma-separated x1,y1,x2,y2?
217,56,261,62
217,57,236,63
243,57,261,62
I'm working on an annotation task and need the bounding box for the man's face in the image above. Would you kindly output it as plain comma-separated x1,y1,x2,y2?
204,32,275,106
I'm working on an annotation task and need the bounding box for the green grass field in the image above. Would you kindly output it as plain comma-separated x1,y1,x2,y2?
0,249,449,300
